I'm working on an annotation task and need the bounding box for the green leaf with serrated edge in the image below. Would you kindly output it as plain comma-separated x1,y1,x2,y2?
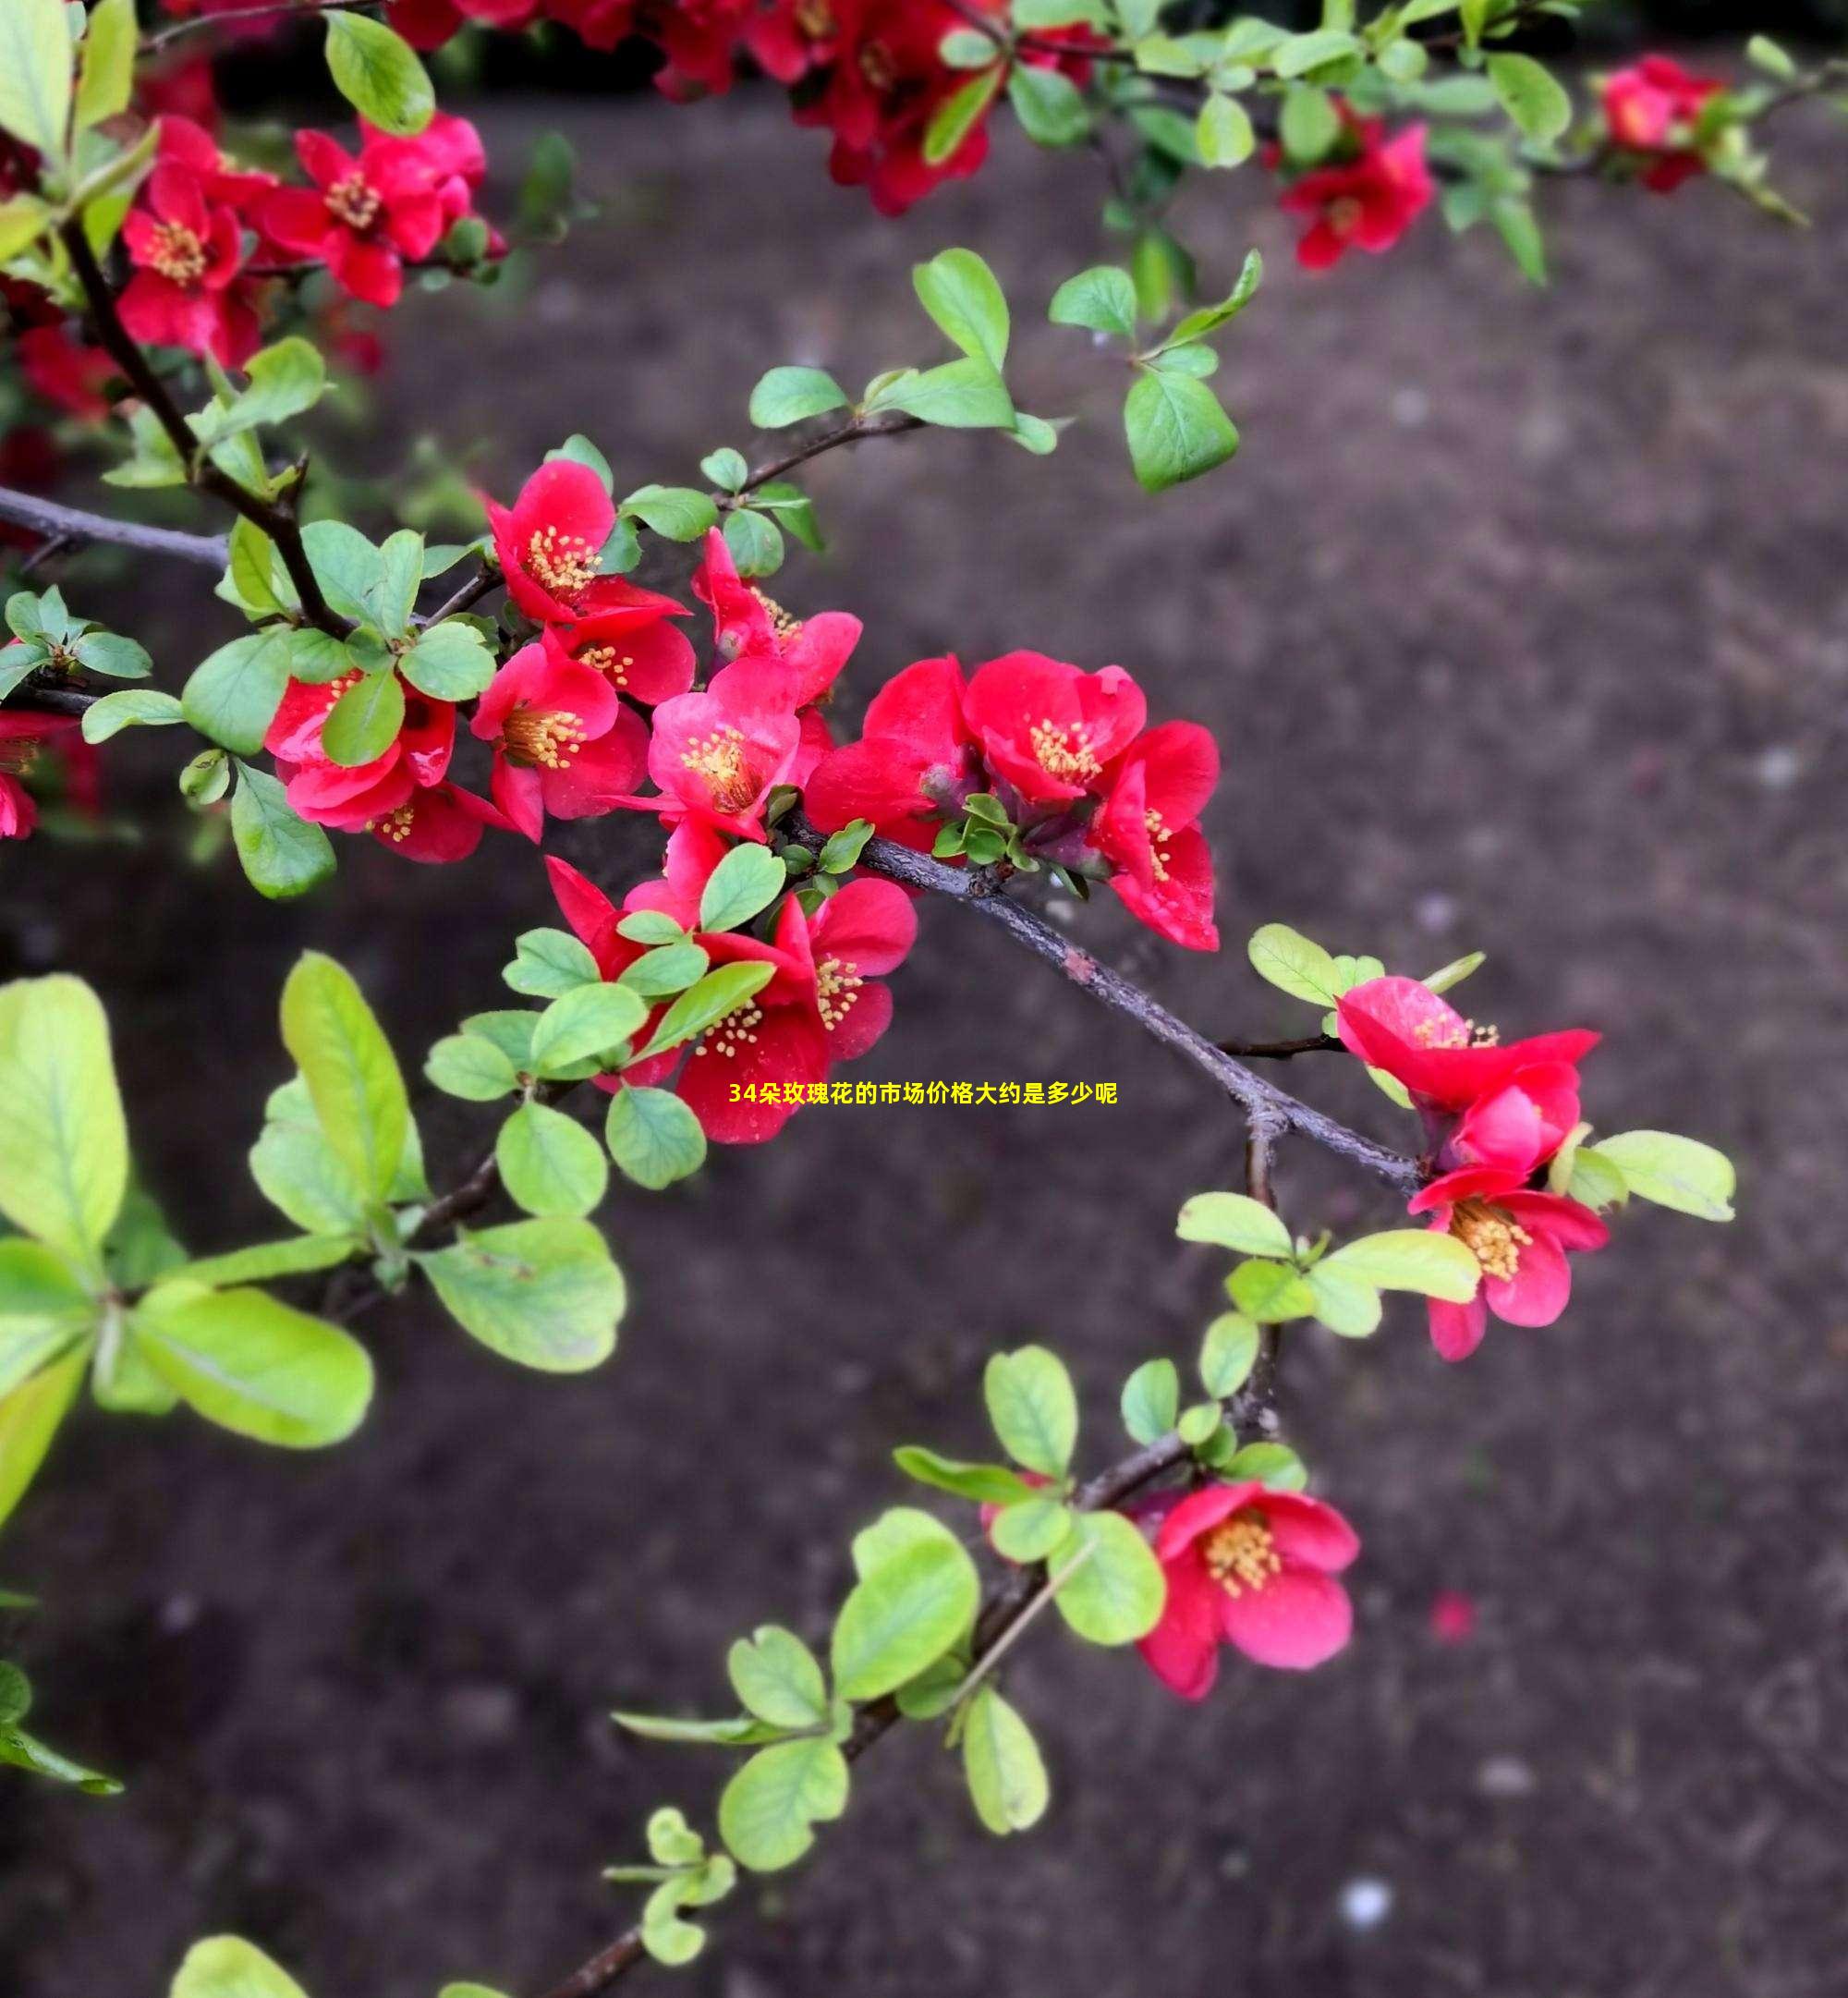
618,942,708,1000
922,67,1003,168
401,621,493,701
529,982,647,1076
1221,1441,1307,1492
324,11,432,134
369,529,422,635
748,367,848,429
1321,1229,1480,1300
1176,1190,1293,1259
1051,1512,1164,1644
634,962,774,1063
72,633,151,680
617,909,687,946
0,1345,86,1531
1488,51,1571,142
991,1496,1073,1563
832,1510,979,1700
220,518,285,618
750,481,823,552
461,1010,537,1070
167,1236,357,1288
182,629,294,756
1306,1262,1382,1337
80,689,184,744
1593,1131,1735,1222
191,339,326,448
701,447,748,491
417,1218,623,1372
1125,371,1238,493
983,1346,1077,1477
723,507,783,579
620,485,719,541
280,952,408,1207
496,1102,608,1219
1050,264,1137,338
1009,65,1090,147
718,1738,849,1872
728,1626,828,1729
171,1938,311,1998
1120,1358,1179,1444
604,1086,706,1190
611,1710,784,1748
426,1034,520,1102
132,1284,372,1448
300,519,381,624
0,974,127,1268
1246,922,1342,1005
816,821,874,873
891,1446,1032,1506
884,357,1014,430
1225,1259,1317,1322
699,843,786,933
0,0,73,162
321,668,406,769
963,1686,1049,1835
1162,249,1264,347
1198,1310,1259,1395
505,929,602,999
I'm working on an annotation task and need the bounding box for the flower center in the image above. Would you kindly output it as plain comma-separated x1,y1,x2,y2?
750,586,804,647
796,0,833,36
0,739,43,777
1451,1199,1531,1283
1202,1514,1283,1598
1326,195,1366,238
524,525,601,603
325,172,382,232
815,955,863,1030
1029,717,1100,786
859,40,897,91
693,1001,764,1058
502,706,587,769
680,724,760,812
1144,806,1173,882
1411,1015,1500,1050
578,642,635,688
367,800,418,843
148,220,208,285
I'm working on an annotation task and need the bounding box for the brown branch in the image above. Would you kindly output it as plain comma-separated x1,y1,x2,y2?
726,415,925,508
1218,1033,1339,1061
140,0,380,55
0,486,228,567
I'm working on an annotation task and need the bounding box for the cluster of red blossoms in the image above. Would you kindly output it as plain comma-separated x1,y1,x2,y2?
1268,106,1435,272
1599,55,1723,193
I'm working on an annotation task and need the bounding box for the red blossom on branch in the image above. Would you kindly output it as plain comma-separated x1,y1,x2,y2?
0,711,79,841
471,642,650,840
484,460,624,624
1600,55,1724,193
1085,719,1220,952
1278,119,1434,272
803,652,979,851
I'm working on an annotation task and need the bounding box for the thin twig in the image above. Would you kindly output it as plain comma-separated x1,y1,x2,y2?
140,0,380,55
729,415,926,506
419,562,500,628
1218,1033,1340,1061
0,486,228,567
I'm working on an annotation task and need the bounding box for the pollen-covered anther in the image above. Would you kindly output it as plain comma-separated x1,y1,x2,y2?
694,1002,764,1057
1326,194,1366,238
1144,807,1173,882
148,221,208,285
1452,1200,1531,1283
1029,716,1101,785
325,172,382,232
0,739,43,777
524,525,601,601
815,956,863,1031
795,0,833,35
502,707,588,769
858,38,896,89
1412,1014,1501,1050
1202,1515,1283,1598
579,643,634,688
680,724,760,813
750,586,804,645
366,802,418,844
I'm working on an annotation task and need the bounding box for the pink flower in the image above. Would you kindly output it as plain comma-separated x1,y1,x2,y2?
801,652,979,851
470,642,649,840
1137,1480,1359,1697
691,529,861,708
1601,55,1723,192
0,712,79,840
1429,1590,1477,1644
483,460,623,624
366,779,506,862
17,325,116,421
540,579,697,707
1280,122,1433,272
1408,1165,1611,1362
959,651,1147,808
631,677,806,841
1086,720,1220,951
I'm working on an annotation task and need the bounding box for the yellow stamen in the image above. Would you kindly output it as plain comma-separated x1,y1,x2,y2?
1144,806,1173,883
1411,1015,1500,1050
1452,1199,1531,1283
1029,716,1101,786
858,39,896,90
815,956,863,1031
693,1002,764,1058
1327,194,1366,238
578,643,636,688
751,586,804,646
680,725,760,813
367,801,417,844
1202,1514,1283,1598
325,172,382,232
525,525,601,602
502,707,588,770
147,220,208,285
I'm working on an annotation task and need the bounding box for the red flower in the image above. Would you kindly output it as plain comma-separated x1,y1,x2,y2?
1086,720,1219,951
17,325,116,421
367,779,506,862
540,579,697,707
0,711,79,841
1137,1480,1359,1697
1429,1590,1477,1644
1280,122,1433,272
470,641,649,840
691,530,861,708
1408,1166,1610,1362
960,651,1147,809
483,460,625,624
633,678,805,841
802,652,979,851
1600,56,1723,193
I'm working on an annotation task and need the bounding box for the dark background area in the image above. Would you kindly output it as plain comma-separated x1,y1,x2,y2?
4,32,1848,1998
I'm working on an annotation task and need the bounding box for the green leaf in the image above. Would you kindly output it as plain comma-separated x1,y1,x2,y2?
962,1685,1048,1834
0,1716,121,1796
1163,249,1264,347
1198,1311,1259,1395
1221,1440,1307,1491
983,1345,1077,1477
0,196,52,262
816,821,874,874
1008,65,1090,147
231,762,335,901
701,446,748,492
1246,921,1341,1005
990,1494,1073,1562
1176,1190,1293,1259
891,1446,1032,1506
721,506,783,579
1593,1131,1735,1222
0,0,73,162
280,952,408,1208
181,629,294,756
505,927,602,999
133,1284,373,1448
832,1509,979,1700
320,668,406,769
1492,199,1547,286
883,356,1014,431
248,1082,363,1236
1119,1358,1178,1444
728,1626,828,1730
79,688,184,744
1051,1511,1164,1645
1273,28,1359,79
166,1235,356,1287
0,1344,86,1530
1563,1144,1628,1212
1487,52,1570,143
914,247,1010,370
417,1218,624,1372
218,518,286,619
1196,92,1255,168
617,910,688,947
620,485,720,542
496,1101,609,1219
0,974,127,1267
1747,34,1797,79
748,366,849,429
191,339,326,448
1423,950,1485,995
1125,371,1239,493
324,12,433,136
634,962,774,1063
1306,1261,1382,1337
1225,1259,1317,1322
400,621,493,701
1281,81,1340,162
1049,264,1137,339
611,1710,784,1748
425,1033,521,1103
1321,1229,1480,1301
604,1085,707,1190
699,843,786,934
717,1737,849,1872
171,1937,311,1998
301,520,383,625
71,631,151,680
529,981,647,1075
923,67,1003,167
